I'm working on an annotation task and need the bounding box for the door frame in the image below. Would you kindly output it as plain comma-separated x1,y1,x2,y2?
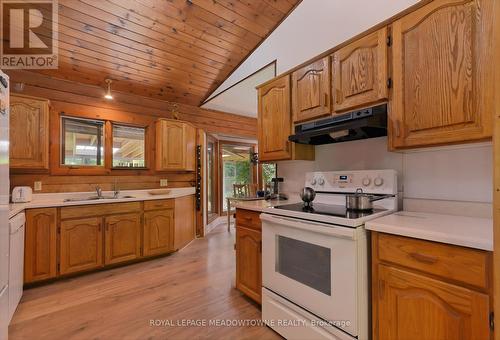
219,140,257,216
206,134,219,224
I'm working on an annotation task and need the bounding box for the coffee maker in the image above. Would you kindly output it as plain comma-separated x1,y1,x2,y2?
267,177,288,200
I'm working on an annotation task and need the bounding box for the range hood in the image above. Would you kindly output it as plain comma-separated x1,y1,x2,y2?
289,104,388,145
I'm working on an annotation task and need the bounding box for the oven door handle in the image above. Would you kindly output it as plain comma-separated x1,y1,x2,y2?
260,213,358,240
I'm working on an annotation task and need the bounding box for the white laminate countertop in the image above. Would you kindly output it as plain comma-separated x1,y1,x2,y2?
233,198,300,212
9,187,196,218
365,211,493,251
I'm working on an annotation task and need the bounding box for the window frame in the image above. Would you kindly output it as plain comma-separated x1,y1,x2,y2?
110,123,147,170
60,115,106,168
51,111,153,176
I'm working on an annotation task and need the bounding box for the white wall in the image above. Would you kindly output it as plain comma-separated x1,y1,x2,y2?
202,63,275,117
278,139,493,204
202,0,419,114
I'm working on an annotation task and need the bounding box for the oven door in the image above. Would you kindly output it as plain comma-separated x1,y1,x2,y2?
261,213,366,337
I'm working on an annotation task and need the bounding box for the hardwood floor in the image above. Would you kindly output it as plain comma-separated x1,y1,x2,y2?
9,224,281,340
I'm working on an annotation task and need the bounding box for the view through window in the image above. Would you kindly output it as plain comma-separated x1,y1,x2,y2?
62,117,104,166
221,144,254,211
112,124,146,168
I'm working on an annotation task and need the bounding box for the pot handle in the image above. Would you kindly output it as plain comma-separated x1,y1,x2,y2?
369,194,396,202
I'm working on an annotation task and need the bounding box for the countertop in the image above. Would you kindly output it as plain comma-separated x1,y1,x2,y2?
9,187,195,218
365,211,493,251
233,198,300,212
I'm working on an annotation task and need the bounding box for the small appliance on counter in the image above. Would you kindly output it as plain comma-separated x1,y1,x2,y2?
266,177,288,201
11,186,33,203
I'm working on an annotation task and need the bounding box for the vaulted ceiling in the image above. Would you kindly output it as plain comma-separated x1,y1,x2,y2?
30,0,301,106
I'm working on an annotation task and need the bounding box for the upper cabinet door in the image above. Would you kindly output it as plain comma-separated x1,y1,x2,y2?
292,57,331,123
10,94,50,170
390,0,493,149
156,119,196,171
333,27,388,113
258,75,292,162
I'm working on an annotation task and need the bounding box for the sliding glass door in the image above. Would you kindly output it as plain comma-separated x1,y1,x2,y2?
206,135,219,224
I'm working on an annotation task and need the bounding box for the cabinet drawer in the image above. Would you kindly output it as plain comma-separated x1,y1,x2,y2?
144,199,174,211
60,202,141,220
235,209,261,231
376,233,490,289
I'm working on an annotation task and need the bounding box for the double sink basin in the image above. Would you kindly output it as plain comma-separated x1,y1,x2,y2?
64,195,136,202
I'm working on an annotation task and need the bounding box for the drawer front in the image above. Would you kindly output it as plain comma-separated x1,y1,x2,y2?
61,202,141,220
376,233,490,289
235,209,261,230
144,199,174,211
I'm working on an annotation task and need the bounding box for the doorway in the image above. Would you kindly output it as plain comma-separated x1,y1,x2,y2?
220,142,257,214
206,135,219,224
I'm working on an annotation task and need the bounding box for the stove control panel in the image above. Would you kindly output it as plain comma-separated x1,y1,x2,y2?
305,170,398,195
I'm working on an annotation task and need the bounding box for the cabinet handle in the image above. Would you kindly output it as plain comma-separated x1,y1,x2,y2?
98,222,101,232
324,93,328,105
409,252,438,264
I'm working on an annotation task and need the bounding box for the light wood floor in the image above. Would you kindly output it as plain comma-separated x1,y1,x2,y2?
9,224,281,340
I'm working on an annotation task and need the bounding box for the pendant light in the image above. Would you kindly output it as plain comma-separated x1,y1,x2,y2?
104,79,113,100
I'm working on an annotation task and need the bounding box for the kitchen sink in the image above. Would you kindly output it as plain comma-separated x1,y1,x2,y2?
64,195,135,202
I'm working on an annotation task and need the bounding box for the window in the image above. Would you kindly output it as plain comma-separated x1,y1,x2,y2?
261,163,277,189
61,117,104,166
112,124,146,168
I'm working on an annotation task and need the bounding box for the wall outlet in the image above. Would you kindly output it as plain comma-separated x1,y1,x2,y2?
34,181,42,191
160,179,168,187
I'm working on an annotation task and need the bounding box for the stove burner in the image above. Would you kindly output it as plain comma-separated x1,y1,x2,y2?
274,202,386,219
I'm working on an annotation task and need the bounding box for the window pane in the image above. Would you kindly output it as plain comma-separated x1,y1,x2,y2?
112,125,146,168
62,117,104,166
262,163,277,190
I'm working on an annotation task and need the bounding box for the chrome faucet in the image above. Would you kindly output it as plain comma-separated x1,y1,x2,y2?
113,180,120,199
95,185,103,199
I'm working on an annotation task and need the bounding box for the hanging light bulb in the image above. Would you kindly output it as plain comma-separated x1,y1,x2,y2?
104,79,113,100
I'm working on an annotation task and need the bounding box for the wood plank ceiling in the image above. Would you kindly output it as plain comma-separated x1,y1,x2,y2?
30,0,300,106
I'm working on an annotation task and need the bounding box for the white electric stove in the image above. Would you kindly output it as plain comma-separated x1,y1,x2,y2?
261,170,399,340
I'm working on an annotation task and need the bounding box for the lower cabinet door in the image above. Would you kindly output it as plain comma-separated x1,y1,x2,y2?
24,208,57,283
104,213,142,265
143,210,174,256
60,217,103,275
235,226,262,304
376,264,490,340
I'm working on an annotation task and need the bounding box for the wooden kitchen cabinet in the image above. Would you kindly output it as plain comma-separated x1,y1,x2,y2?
156,119,196,171
9,94,49,170
235,209,262,304
258,75,314,162
143,209,174,256
332,27,388,113
59,217,103,275
292,57,331,123
390,0,493,149
372,232,492,340
104,213,142,265
24,208,57,283
174,195,195,250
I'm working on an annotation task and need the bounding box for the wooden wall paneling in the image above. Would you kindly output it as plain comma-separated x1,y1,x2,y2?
6,70,257,138
174,195,196,250
493,0,500,338
9,0,301,105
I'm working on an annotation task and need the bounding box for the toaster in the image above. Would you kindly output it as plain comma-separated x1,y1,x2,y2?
11,186,33,203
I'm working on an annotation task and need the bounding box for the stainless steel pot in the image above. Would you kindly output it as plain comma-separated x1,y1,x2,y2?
346,188,394,211
300,187,316,206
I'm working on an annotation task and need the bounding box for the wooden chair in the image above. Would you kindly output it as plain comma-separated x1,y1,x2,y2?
233,183,257,198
